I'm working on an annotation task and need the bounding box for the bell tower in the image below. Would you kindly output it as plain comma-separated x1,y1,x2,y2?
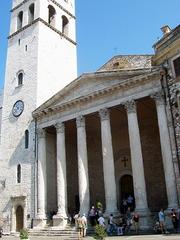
0,0,77,232
9,0,77,106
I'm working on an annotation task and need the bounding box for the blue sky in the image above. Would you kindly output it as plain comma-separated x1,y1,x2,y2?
0,0,179,89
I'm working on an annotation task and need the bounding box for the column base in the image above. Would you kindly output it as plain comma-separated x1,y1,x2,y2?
53,214,68,228
33,214,46,229
135,208,152,230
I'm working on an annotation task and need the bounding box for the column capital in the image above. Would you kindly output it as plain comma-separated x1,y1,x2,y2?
124,100,136,113
76,115,85,128
99,108,110,121
55,122,65,133
37,128,46,139
151,91,165,106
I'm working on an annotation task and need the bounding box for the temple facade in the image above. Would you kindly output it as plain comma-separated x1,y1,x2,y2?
0,0,180,233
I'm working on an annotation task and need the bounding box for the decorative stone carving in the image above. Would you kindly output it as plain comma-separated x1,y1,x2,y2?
76,115,85,128
124,100,136,113
55,122,64,133
151,91,165,106
99,108,110,121
37,128,46,139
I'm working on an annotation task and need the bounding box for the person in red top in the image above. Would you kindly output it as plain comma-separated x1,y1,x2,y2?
132,212,140,234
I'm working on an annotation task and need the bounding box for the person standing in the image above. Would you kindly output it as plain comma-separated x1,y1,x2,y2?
127,194,134,210
132,212,140,234
108,214,116,235
125,207,132,234
98,215,106,228
158,208,166,234
116,215,124,236
122,198,128,214
77,214,83,239
81,214,87,237
170,209,178,233
89,206,96,226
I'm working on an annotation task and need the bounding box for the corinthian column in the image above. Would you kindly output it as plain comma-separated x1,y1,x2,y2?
124,100,149,213
37,128,46,219
76,115,90,214
55,122,67,217
99,108,117,214
152,92,178,209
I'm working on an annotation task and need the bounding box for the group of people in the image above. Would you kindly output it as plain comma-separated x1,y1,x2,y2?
121,194,135,213
74,203,180,238
81,202,139,236
105,210,140,236
155,207,180,234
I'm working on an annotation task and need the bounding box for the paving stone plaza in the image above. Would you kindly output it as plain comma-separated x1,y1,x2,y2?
1,234,180,240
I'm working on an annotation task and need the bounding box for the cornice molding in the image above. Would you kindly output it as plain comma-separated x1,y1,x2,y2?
8,18,76,45
152,40,180,64
33,70,161,120
50,0,76,19
11,0,76,19
11,0,30,11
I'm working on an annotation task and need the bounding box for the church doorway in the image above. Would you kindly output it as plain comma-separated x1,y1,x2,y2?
119,174,135,212
16,205,24,232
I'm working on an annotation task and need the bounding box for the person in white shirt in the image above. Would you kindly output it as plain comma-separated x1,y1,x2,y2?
98,215,106,227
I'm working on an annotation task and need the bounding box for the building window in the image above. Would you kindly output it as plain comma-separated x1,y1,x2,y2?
17,164,21,183
17,11,23,30
48,5,56,27
173,56,180,77
25,130,29,149
62,15,69,35
18,72,23,86
28,3,35,23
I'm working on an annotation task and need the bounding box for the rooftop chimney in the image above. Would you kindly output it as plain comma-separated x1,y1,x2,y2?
161,25,171,36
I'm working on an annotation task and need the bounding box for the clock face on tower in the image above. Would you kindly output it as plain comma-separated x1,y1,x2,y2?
12,100,24,117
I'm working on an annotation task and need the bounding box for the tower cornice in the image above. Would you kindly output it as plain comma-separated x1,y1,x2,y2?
11,0,76,19
8,18,77,45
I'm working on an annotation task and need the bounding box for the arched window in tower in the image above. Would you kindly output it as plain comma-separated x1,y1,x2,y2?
17,11,23,30
25,130,29,149
17,164,21,183
48,5,56,27
62,15,69,36
28,3,35,24
18,72,23,86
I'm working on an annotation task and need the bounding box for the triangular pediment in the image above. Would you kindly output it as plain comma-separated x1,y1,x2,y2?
33,65,158,116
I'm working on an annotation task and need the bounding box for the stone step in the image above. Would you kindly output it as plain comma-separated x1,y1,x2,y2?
29,228,78,237
29,225,95,238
